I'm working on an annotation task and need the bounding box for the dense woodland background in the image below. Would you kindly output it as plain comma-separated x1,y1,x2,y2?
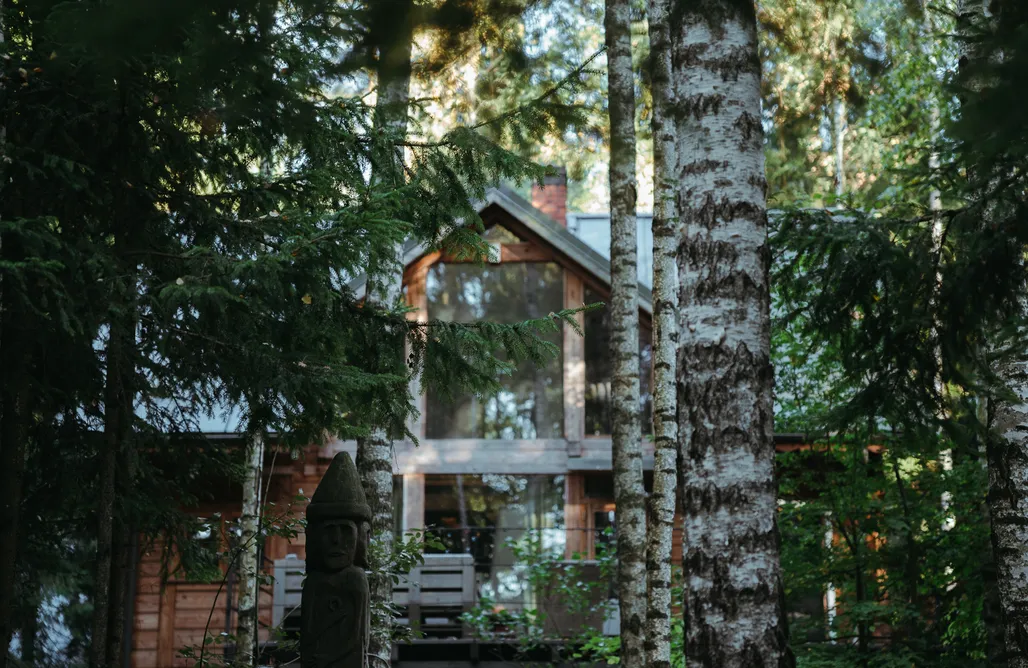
2,0,1028,667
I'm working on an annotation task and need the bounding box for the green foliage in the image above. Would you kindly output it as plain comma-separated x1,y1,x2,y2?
777,436,990,666
460,529,620,664
768,4,1028,665
0,0,598,662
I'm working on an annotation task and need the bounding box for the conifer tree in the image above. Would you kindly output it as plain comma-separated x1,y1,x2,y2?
0,2,590,666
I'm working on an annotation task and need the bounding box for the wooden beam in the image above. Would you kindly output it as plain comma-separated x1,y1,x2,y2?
500,242,553,263
402,474,425,533
563,271,586,456
156,583,177,667
321,438,632,473
436,242,553,264
564,473,589,559
403,251,442,285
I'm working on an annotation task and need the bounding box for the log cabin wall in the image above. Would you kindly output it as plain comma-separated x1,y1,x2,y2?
130,447,332,668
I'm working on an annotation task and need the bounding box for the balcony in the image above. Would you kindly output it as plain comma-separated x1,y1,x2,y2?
269,528,619,665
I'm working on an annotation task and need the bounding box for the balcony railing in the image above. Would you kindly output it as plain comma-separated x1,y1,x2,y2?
271,527,619,644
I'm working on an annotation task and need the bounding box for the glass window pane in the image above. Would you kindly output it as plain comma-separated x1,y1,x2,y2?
425,262,564,439
423,474,565,606
393,476,403,537
482,224,522,244
584,287,653,436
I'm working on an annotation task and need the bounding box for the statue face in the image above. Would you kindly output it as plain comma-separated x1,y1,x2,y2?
355,520,371,569
313,518,358,571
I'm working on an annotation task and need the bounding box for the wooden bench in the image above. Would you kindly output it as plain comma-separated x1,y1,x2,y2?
272,553,477,639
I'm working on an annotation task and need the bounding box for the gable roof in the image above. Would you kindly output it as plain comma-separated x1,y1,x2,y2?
349,186,654,314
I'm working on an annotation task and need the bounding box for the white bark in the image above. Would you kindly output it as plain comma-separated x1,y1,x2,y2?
605,0,646,665
833,94,846,199
645,0,678,666
673,3,791,666
990,359,1028,668
358,9,413,665
235,431,265,666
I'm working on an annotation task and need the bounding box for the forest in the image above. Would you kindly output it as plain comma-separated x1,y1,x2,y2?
1,0,1027,667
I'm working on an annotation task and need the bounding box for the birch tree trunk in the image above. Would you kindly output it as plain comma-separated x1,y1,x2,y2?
673,2,792,666
605,1,646,665
832,93,846,199
989,359,1028,668
644,0,678,666
235,430,265,666
357,6,414,666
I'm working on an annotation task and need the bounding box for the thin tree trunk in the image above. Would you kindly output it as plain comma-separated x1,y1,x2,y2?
89,415,116,668
605,0,646,665
235,430,265,666
981,492,1009,666
358,7,414,666
975,396,1009,666
673,2,792,666
106,520,130,666
0,388,26,668
988,358,1028,668
19,598,38,665
91,310,133,668
833,93,846,199
0,275,25,668
644,0,678,666
0,18,27,647
107,433,138,667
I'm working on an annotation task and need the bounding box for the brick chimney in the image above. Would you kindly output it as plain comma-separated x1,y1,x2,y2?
531,167,567,226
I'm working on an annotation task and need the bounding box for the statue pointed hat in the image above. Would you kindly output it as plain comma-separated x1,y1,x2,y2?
307,452,372,521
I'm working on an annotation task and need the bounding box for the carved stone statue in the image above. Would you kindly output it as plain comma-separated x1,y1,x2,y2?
301,452,372,668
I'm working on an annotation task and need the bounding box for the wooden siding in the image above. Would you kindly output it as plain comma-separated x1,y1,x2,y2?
131,447,331,668
563,271,586,455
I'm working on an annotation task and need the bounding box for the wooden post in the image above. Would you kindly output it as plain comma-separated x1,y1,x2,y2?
156,584,177,668
563,271,586,455
402,474,425,534
564,474,588,559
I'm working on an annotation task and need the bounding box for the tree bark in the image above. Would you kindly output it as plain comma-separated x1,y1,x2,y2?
91,307,134,668
0,388,26,668
106,520,130,666
107,428,138,668
0,79,28,660
19,597,38,665
605,0,646,665
833,93,846,199
356,427,396,668
988,359,1028,668
673,2,792,666
645,0,678,666
235,430,265,666
357,6,414,665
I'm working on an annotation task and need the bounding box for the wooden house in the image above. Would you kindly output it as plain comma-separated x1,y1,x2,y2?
126,173,814,667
